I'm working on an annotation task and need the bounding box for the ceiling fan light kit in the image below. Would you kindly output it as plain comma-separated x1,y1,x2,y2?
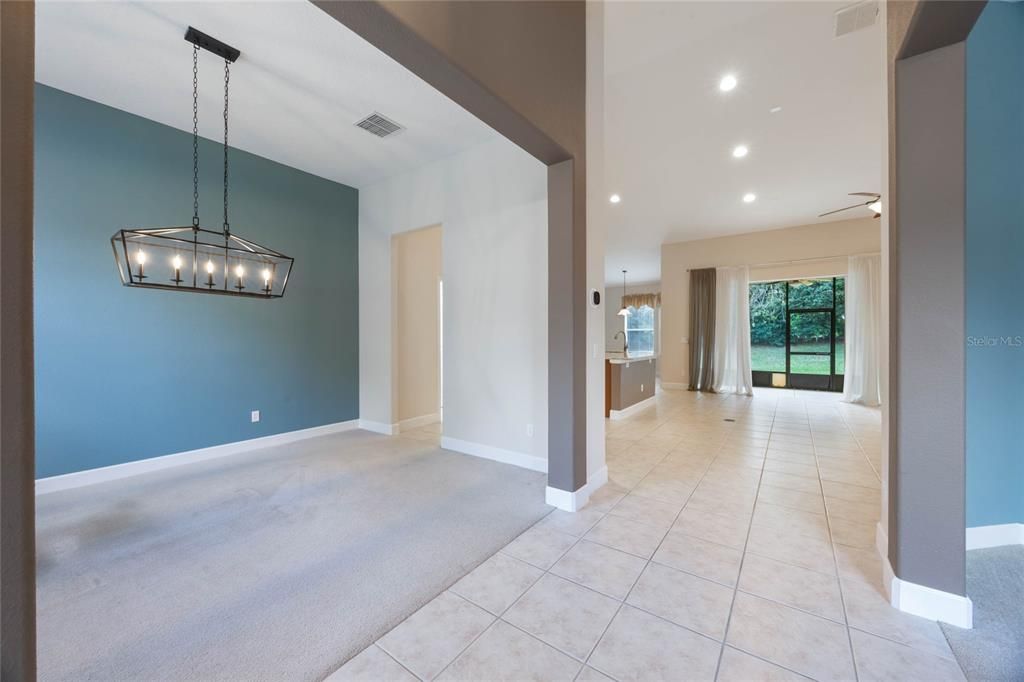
111,27,294,299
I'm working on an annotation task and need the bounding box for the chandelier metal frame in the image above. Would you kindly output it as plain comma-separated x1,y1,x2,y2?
111,26,294,299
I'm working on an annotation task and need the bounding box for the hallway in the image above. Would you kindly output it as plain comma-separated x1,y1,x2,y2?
334,388,965,681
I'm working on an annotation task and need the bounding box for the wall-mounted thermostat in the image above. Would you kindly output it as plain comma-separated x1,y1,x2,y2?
590,289,601,308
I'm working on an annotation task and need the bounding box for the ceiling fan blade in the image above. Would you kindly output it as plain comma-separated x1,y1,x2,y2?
849,192,880,197
818,202,865,217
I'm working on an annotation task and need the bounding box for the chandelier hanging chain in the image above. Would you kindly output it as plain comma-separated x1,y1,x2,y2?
222,59,230,237
192,43,200,229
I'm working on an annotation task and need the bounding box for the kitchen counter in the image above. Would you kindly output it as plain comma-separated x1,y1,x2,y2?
605,351,658,365
605,353,657,418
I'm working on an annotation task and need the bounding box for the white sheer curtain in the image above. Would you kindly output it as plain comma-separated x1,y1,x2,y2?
843,254,882,406
713,266,754,395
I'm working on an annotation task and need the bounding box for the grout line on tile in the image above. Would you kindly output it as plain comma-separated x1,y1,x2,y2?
712,400,773,680
811,400,861,682
372,643,424,682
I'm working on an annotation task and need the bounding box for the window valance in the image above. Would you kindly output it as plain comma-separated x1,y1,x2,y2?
621,292,661,309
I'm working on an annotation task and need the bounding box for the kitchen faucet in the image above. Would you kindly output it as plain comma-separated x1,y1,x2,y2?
613,330,628,354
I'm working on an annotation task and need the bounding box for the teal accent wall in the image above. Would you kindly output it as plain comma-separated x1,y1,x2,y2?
34,85,359,478
965,2,1024,527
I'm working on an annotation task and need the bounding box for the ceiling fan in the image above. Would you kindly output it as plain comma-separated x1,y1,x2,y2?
819,192,882,219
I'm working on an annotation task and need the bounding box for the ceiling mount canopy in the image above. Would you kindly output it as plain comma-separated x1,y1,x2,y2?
111,26,294,299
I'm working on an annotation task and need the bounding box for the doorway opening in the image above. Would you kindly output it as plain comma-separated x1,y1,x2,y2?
750,276,846,391
393,224,444,431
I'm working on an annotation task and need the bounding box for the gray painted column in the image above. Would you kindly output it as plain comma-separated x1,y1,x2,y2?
1,1,38,676
548,159,587,492
890,41,967,596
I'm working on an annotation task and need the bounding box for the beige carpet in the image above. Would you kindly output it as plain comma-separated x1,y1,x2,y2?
36,428,550,681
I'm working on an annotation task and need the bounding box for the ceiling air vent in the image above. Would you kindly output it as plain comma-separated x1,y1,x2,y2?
355,112,404,138
834,1,879,38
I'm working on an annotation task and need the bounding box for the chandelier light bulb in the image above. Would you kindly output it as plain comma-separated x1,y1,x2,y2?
135,250,147,265
172,255,183,269
261,268,272,281
206,260,215,274
235,264,245,278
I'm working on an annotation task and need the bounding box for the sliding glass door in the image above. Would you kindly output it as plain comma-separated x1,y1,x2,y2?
788,310,834,390
750,277,845,392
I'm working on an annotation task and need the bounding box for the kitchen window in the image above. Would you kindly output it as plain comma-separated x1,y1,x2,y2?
625,305,656,354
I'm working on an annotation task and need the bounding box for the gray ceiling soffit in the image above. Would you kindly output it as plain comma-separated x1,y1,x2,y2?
898,0,987,60
310,0,570,166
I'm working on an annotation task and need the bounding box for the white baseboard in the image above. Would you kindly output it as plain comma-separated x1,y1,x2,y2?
890,577,973,629
876,521,895,600
358,419,399,436
440,436,547,473
875,521,973,628
398,413,441,432
545,465,608,512
966,523,1024,550
876,521,888,566
609,395,657,420
660,382,688,390
36,419,360,495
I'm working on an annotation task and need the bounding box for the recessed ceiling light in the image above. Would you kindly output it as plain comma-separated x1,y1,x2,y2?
732,145,749,159
770,106,783,114
719,74,738,92
742,193,757,203
609,194,621,204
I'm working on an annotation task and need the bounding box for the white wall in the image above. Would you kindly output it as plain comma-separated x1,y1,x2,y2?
360,137,548,463
586,0,608,490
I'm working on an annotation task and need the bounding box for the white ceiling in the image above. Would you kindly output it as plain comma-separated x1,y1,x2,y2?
35,0,498,189
603,1,883,284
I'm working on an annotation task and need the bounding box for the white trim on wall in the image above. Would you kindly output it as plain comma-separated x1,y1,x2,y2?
966,523,1024,550
398,413,441,432
875,521,974,629
609,395,656,420
440,436,547,473
36,419,361,495
358,420,399,436
889,577,973,629
546,465,608,512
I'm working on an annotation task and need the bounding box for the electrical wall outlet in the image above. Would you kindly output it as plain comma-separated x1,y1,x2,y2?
526,423,534,437
251,410,260,423
641,383,645,393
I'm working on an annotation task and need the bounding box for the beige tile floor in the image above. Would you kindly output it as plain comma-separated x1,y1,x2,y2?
330,388,966,682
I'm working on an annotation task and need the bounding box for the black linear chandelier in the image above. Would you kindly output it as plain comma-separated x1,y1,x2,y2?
111,27,294,299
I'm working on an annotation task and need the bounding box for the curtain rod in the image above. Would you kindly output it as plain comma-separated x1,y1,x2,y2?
686,252,880,272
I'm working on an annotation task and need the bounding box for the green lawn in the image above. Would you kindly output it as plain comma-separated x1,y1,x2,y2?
751,343,845,375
